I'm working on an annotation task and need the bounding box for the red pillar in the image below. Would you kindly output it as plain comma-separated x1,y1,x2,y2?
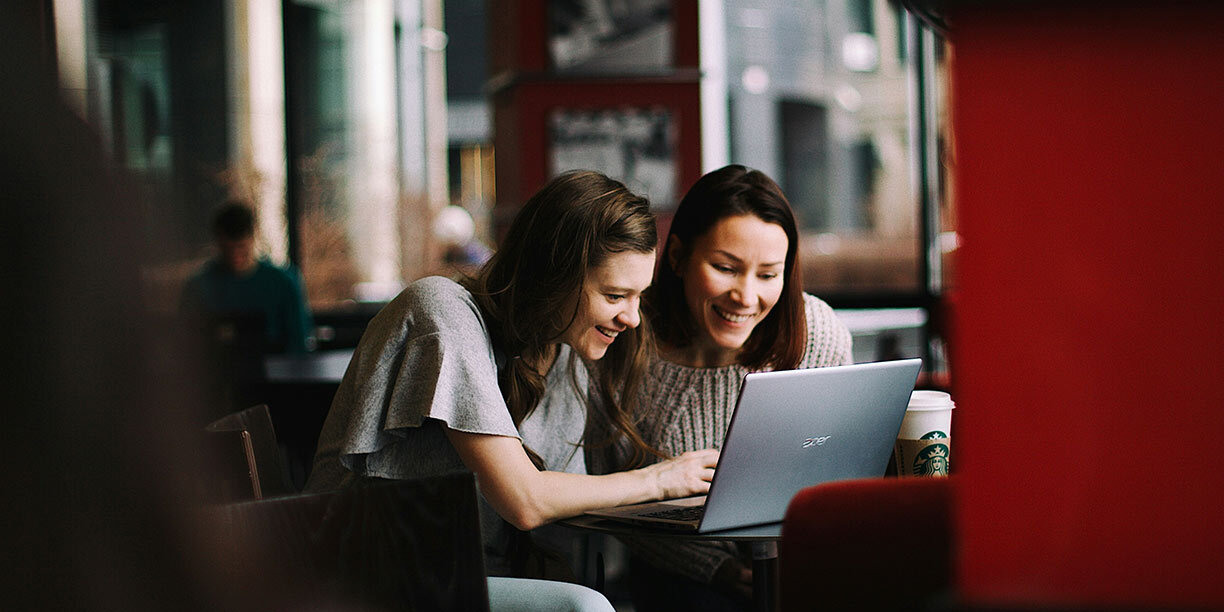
949,2,1224,608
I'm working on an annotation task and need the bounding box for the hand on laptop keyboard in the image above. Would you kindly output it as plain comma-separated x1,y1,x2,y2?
641,448,720,500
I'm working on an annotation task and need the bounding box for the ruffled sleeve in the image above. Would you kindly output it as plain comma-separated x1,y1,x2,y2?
309,276,517,487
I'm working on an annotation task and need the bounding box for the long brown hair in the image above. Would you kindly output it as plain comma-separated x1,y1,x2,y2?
464,170,660,467
648,164,806,370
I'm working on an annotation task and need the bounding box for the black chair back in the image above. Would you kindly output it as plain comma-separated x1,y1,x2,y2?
206,404,296,500
209,474,489,611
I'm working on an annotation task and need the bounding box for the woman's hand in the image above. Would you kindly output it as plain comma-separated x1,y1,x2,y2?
639,449,720,500
445,430,718,529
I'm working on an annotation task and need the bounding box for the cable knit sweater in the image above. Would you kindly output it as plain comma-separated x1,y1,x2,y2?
622,293,852,584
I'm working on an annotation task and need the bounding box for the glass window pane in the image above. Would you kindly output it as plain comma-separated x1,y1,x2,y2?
92,1,232,313
285,1,361,309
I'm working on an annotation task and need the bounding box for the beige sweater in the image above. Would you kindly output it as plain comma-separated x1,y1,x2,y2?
619,293,853,584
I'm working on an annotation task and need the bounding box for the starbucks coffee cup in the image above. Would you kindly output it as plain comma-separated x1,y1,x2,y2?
893,390,954,477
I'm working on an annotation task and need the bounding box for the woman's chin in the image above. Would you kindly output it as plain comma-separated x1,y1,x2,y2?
574,343,609,362
704,325,754,352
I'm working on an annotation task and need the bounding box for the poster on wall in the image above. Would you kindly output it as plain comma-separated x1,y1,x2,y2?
549,107,676,211
548,0,672,73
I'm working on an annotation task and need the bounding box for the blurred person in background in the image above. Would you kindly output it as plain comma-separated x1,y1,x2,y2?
179,201,314,354
434,204,493,270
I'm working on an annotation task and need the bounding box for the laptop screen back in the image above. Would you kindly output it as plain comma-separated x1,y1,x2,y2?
699,358,922,532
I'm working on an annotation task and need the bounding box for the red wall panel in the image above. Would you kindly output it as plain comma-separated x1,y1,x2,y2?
494,79,701,210
488,1,702,240
949,3,1224,608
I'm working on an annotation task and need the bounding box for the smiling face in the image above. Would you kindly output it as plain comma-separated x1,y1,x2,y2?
672,214,789,366
559,249,657,361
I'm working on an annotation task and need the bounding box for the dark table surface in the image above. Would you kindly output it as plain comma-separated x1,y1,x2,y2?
263,349,354,384
255,349,354,489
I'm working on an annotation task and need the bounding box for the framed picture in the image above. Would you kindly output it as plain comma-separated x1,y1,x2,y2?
549,107,676,210
548,0,672,74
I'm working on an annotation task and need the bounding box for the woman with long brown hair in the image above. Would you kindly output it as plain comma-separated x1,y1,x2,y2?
607,165,853,611
307,171,717,604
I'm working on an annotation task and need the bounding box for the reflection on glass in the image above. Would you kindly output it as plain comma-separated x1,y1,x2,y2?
549,0,672,73
549,107,676,211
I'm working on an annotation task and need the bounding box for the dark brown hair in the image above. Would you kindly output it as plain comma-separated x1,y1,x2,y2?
648,164,806,370
212,200,256,240
464,170,660,467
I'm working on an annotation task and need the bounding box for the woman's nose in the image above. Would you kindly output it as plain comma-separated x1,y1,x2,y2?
616,302,642,328
729,278,756,306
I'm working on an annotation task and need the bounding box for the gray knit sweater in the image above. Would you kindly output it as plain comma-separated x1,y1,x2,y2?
623,293,852,584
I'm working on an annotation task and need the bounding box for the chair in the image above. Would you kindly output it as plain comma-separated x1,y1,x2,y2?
779,477,955,612
208,474,490,611
205,404,296,501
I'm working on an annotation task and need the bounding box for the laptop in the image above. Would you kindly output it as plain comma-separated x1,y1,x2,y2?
586,358,922,532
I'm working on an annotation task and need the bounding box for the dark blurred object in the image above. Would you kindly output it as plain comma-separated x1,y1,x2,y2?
263,304,376,486
892,0,950,36
205,404,297,502
192,311,272,414
310,303,382,351
208,474,491,611
779,477,954,612
876,332,902,362
258,349,353,488
1,6,289,609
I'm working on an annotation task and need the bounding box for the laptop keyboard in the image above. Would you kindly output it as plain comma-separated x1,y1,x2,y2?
641,505,705,522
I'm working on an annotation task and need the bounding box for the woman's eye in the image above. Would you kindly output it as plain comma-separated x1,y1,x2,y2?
606,294,625,302
759,272,779,280
713,264,735,274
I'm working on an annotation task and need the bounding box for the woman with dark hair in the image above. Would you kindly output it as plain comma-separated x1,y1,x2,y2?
307,170,717,607
611,164,852,611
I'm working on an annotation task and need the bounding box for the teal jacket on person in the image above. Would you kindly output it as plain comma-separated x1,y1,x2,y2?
180,258,314,354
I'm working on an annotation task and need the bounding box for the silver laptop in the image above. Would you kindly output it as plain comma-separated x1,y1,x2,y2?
586,358,922,532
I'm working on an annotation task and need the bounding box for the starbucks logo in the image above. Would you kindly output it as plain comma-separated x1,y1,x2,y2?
920,430,947,440
913,443,949,476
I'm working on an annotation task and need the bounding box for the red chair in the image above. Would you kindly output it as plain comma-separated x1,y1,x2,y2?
779,477,955,611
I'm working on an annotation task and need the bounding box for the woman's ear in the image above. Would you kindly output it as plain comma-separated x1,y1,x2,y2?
666,235,684,276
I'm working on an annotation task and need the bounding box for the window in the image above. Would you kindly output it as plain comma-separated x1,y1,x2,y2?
717,0,951,377
722,0,919,298
80,1,448,315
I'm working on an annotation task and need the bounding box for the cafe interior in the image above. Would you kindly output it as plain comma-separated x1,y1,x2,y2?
4,0,1223,610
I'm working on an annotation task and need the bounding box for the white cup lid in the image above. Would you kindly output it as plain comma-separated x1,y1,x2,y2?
908,390,955,410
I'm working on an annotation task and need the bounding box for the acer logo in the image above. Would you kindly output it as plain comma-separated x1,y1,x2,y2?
802,435,832,448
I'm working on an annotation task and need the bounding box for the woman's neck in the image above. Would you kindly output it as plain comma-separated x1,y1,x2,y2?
658,340,738,369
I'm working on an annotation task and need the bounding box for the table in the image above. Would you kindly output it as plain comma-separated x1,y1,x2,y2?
263,348,354,384
260,349,354,487
561,515,782,612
